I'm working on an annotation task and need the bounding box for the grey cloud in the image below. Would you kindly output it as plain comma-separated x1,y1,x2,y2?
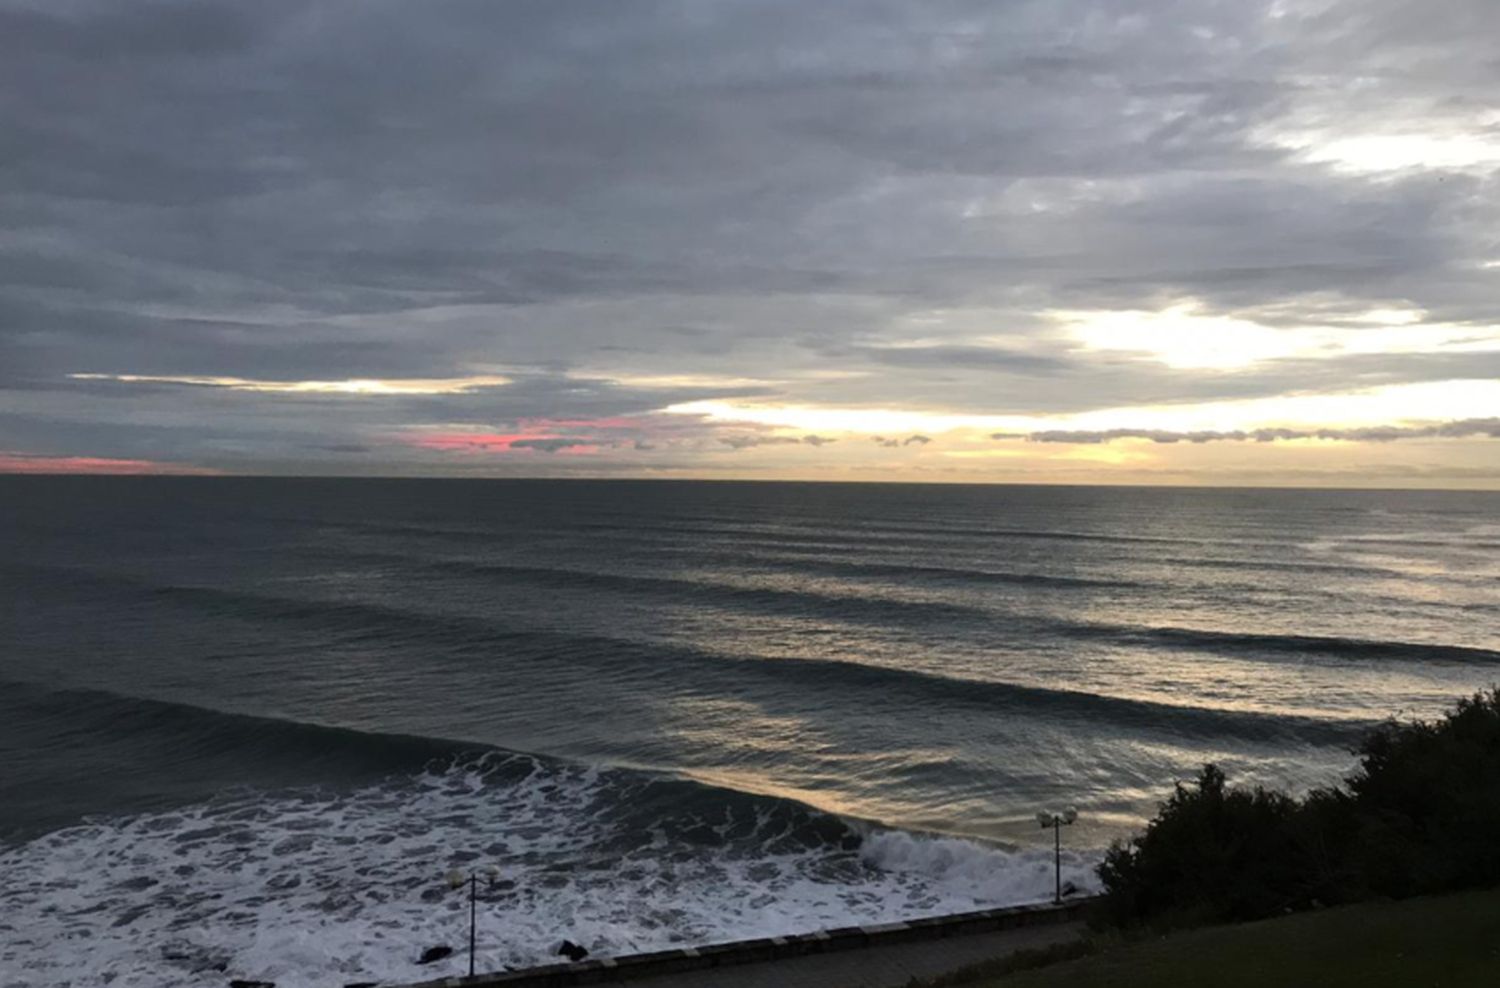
718,434,835,450
0,2,274,61
852,345,1069,375
718,436,798,450
802,345,1500,417
4,0,1499,471
41,365,776,426
509,438,598,453
0,368,770,470
1002,420,1500,445
870,434,933,448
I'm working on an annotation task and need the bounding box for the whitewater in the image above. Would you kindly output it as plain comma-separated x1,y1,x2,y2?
0,736,1098,988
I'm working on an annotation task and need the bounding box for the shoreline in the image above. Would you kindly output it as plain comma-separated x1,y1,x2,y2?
395,899,1091,988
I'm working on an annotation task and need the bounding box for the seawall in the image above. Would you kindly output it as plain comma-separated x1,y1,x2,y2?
397,897,1093,988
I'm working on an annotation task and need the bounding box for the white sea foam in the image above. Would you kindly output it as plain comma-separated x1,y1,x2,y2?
0,756,1101,988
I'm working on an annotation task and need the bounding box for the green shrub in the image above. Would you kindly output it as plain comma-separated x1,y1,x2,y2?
1098,689,1500,928
1097,765,1314,927
1345,689,1500,897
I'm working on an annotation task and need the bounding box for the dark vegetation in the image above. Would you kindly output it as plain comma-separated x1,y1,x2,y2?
944,887,1500,988
1098,689,1500,928
932,691,1500,986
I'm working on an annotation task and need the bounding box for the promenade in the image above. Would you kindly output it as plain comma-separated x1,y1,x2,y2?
399,900,1089,988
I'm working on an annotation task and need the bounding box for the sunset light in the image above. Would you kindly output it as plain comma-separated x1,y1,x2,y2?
7,5,1500,987
4,0,1497,491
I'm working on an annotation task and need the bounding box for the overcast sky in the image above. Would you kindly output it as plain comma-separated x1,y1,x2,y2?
3,0,1499,485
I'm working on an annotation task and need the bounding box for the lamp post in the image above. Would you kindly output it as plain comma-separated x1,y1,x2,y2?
1035,807,1078,905
445,866,500,978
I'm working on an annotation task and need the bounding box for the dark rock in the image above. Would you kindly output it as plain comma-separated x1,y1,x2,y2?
344,983,380,987
557,940,589,962
229,981,275,988
417,945,454,965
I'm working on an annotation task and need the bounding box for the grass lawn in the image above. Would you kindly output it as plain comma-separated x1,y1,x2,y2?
949,887,1500,988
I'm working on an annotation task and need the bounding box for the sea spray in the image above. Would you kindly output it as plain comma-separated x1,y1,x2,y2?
0,752,1101,988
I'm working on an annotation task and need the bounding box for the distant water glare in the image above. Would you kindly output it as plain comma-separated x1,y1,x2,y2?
2,479,1496,987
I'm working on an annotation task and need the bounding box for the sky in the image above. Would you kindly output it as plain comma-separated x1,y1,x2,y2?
3,0,1499,487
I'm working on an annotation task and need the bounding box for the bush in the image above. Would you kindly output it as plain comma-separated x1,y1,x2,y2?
1345,689,1500,897
1098,689,1500,928
1097,765,1320,927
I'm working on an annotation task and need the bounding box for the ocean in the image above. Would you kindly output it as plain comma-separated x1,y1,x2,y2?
3,478,1497,987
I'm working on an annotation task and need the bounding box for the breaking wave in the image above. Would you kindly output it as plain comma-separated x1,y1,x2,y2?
0,685,1097,988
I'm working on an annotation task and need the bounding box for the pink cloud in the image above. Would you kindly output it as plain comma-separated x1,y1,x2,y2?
408,420,643,455
406,415,687,456
411,432,544,452
0,453,219,475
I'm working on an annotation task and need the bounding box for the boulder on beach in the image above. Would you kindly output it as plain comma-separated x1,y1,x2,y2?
417,945,454,964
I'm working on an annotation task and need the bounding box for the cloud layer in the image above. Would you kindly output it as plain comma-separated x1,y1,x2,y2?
1002,419,1500,445
2,1,1498,483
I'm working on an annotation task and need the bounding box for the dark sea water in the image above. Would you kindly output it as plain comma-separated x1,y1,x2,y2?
3,478,1498,987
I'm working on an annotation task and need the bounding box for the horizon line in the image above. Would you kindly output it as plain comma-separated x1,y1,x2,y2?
1,471,1497,494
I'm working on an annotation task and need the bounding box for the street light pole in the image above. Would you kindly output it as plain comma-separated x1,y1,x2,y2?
1035,807,1079,905
446,866,500,978
1053,815,1062,904
468,874,477,978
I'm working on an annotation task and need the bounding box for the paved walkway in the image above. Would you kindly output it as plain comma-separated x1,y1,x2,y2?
596,921,1084,988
